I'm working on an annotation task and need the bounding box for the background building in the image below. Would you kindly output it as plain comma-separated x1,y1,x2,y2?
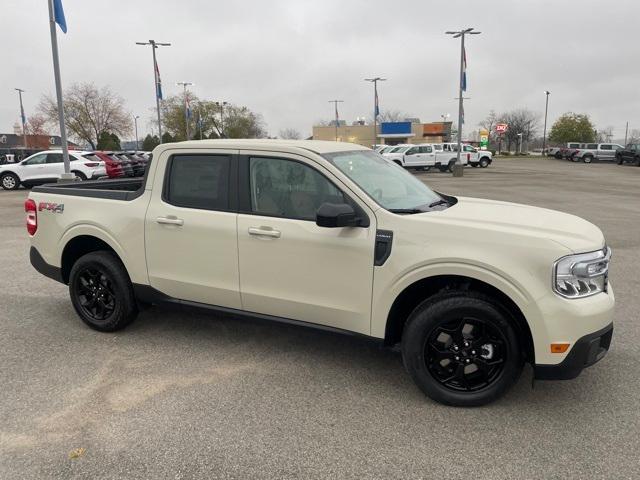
0,133,80,161
312,120,452,147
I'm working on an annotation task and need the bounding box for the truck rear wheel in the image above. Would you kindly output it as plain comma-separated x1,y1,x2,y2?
401,292,523,407
479,157,490,168
69,251,138,332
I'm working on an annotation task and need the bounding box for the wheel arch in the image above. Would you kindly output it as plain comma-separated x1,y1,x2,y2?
0,170,20,180
383,274,534,363
60,233,126,284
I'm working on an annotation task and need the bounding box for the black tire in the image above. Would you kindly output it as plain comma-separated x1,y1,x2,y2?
447,160,455,173
616,154,623,165
554,152,562,159
69,251,138,332
582,155,593,164
479,157,490,168
72,171,87,180
1,172,20,190
401,292,523,407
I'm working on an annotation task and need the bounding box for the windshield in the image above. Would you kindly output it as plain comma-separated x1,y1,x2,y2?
324,150,444,211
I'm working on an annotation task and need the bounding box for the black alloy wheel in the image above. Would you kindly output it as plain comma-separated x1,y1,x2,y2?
425,317,506,392
74,267,116,322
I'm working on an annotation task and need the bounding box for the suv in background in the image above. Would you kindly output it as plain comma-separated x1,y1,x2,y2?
0,150,106,190
573,143,623,163
615,144,640,166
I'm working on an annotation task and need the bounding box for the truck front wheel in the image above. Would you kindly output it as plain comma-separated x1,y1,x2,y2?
401,292,523,407
69,251,138,332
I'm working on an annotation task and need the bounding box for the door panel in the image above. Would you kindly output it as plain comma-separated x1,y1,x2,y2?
237,152,376,334
145,152,241,308
19,153,48,181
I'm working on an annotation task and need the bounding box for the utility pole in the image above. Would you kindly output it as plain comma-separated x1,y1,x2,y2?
134,115,140,150
328,100,344,141
365,77,386,148
15,88,27,148
625,121,629,145
446,27,481,177
136,40,171,143
215,101,228,138
176,82,194,140
542,91,550,156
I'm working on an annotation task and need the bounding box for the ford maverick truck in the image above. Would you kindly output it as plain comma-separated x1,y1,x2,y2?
27,139,614,406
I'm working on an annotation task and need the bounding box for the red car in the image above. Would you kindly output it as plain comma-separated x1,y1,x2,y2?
83,152,124,179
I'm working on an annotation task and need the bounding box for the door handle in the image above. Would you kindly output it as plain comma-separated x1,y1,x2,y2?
156,216,184,226
248,226,281,238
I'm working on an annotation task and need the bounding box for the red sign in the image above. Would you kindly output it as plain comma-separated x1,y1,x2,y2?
496,123,508,133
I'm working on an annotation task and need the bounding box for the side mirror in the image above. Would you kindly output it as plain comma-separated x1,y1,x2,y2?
316,202,359,228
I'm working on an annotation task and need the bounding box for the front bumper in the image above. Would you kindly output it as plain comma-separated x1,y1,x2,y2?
534,323,613,380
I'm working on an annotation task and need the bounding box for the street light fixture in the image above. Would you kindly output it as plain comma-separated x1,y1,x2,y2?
542,91,550,156
364,77,386,147
133,115,140,151
517,132,523,154
136,40,171,143
328,100,344,141
177,82,194,140
446,27,481,177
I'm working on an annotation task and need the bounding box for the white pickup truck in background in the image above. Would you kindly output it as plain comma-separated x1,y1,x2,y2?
382,144,437,170
433,143,493,171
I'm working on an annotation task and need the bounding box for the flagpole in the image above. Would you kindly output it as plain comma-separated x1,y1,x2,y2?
47,0,72,178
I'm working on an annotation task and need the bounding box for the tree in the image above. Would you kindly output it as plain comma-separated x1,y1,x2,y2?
279,128,301,139
161,94,267,140
498,108,540,152
24,114,48,136
39,83,131,149
142,134,160,151
628,129,640,144
548,113,596,144
97,131,121,150
479,110,498,142
162,132,175,143
377,109,411,123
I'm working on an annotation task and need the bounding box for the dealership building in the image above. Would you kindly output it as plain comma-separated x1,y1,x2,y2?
312,120,453,147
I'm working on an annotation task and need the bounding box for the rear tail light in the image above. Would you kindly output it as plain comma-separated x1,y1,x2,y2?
25,199,37,236
84,162,100,167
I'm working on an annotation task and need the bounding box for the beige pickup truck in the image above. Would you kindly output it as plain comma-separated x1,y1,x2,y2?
26,140,614,406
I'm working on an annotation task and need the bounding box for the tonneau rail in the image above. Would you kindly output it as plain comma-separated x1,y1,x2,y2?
32,178,144,200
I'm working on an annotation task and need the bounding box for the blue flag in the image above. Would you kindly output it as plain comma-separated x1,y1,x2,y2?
53,0,67,33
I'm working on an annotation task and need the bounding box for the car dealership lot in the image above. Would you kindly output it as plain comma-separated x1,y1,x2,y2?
1,157,638,479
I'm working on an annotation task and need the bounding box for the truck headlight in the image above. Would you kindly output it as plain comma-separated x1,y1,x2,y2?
553,247,611,298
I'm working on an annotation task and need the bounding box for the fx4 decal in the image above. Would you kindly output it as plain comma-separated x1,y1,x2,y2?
38,202,64,214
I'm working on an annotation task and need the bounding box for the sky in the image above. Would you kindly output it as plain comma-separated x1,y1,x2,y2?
1,0,639,141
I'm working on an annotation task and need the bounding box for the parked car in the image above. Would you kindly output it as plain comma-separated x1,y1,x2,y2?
27,139,614,407
462,145,493,168
615,144,640,166
118,152,146,176
433,143,471,172
84,152,123,179
573,143,624,163
0,150,106,190
383,144,437,170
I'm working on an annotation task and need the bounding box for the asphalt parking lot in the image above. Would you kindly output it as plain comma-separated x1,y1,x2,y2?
1,157,638,479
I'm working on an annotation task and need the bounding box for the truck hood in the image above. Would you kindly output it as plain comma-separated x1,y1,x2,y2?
435,196,604,253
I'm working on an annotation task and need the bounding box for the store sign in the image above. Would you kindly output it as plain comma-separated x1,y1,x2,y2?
496,123,508,133
479,129,489,150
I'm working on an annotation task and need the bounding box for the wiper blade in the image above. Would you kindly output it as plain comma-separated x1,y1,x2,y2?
388,208,426,214
428,199,449,208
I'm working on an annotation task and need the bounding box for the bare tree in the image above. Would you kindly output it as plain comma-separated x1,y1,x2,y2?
24,114,48,136
596,126,614,143
498,108,540,152
628,129,640,144
279,128,301,140
479,110,498,138
39,82,131,149
377,109,411,123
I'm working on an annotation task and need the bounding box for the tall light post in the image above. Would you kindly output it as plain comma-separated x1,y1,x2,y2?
328,99,344,141
215,101,228,137
542,91,550,156
133,115,140,150
517,132,523,154
177,81,194,140
15,88,27,148
136,40,171,143
365,77,386,147
446,27,481,177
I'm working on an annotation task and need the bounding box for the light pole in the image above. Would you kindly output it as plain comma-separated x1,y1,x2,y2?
215,101,228,137
136,40,171,143
365,77,386,147
328,100,344,141
446,27,481,177
517,133,523,154
625,121,629,145
133,115,140,150
176,82,194,140
542,91,550,156
15,88,27,148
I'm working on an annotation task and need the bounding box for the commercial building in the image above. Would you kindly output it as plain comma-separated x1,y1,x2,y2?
0,133,80,161
312,120,452,147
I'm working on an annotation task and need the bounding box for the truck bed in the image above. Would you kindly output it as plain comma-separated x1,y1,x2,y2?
32,178,144,200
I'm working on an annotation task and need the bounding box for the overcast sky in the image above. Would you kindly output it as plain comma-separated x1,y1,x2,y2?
1,0,638,140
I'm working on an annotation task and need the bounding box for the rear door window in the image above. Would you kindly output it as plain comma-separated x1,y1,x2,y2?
164,155,231,211
46,153,64,163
